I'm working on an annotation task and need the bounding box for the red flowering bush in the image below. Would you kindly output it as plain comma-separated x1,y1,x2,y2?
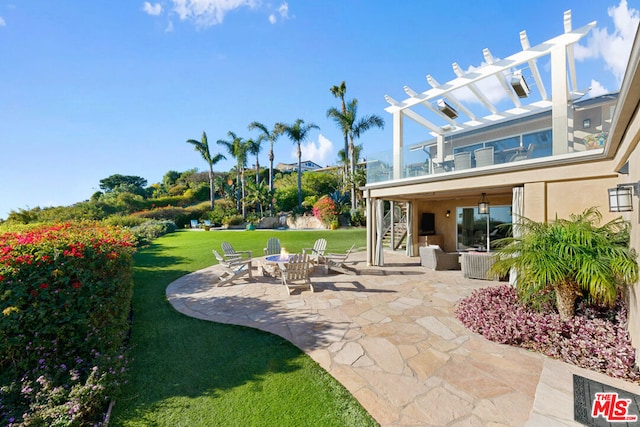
312,196,338,227
0,222,136,425
455,285,639,383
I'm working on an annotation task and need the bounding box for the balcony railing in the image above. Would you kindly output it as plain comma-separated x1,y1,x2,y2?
366,128,609,185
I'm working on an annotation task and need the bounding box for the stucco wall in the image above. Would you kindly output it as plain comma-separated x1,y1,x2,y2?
623,148,640,362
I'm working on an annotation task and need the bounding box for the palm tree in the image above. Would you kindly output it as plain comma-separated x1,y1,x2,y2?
330,81,349,159
186,131,226,210
327,98,384,209
248,122,284,197
245,180,272,217
280,119,320,206
491,207,638,320
217,131,249,217
246,136,266,186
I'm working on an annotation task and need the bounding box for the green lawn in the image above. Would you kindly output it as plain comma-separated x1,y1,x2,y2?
110,228,377,427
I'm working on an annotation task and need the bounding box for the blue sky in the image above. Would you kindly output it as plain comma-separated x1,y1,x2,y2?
0,0,638,220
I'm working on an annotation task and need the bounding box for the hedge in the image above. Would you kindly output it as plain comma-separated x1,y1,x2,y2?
0,222,136,426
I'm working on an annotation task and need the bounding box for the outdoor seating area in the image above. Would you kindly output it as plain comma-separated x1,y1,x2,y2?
167,249,616,426
419,245,461,271
212,238,360,293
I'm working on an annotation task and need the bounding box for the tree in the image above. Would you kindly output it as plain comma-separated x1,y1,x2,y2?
330,81,348,159
248,122,284,200
327,98,384,209
491,207,639,320
99,174,148,193
280,119,320,206
186,131,226,211
217,131,249,218
246,136,266,186
245,180,272,217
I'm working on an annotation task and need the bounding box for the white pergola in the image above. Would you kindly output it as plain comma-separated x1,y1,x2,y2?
384,10,596,173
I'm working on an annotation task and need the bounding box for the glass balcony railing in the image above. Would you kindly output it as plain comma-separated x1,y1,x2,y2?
366,126,610,184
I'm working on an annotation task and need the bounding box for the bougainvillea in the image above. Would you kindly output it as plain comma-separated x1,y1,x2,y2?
312,196,338,227
455,285,639,383
0,222,136,425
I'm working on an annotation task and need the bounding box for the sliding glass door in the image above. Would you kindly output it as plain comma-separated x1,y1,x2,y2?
456,205,512,251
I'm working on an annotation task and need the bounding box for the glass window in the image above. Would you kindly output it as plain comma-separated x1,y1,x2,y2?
456,205,512,251
522,129,552,159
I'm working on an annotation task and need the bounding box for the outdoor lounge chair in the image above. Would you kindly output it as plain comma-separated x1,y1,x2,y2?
419,246,460,271
221,242,252,260
302,238,327,266
454,152,471,170
280,253,313,295
325,244,357,275
212,249,253,286
263,237,281,256
474,146,494,168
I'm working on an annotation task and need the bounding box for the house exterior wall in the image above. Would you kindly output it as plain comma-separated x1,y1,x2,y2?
626,147,640,361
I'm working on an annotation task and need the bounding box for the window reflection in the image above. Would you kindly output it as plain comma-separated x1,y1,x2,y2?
456,206,512,251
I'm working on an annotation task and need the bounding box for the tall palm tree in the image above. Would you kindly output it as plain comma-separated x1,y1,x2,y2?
246,136,266,186
280,119,320,206
186,131,226,210
248,121,284,196
327,99,384,209
330,81,348,159
492,207,638,320
217,131,249,217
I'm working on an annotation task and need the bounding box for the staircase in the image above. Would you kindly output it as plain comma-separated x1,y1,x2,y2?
382,202,408,250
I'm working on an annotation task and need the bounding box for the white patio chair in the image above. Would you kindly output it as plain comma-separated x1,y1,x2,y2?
280,253,313,295
212,249,253,286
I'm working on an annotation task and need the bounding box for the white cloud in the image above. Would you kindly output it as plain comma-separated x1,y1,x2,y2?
278,2,288,19
291,134,334,166
588,79,610,97
268,2,288,24
0,16,6,27
575,0,640,83
165,20,174,32
142,2,163,16
172,0,257,27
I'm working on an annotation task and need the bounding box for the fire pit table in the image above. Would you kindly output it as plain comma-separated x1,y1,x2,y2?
261,254,292,278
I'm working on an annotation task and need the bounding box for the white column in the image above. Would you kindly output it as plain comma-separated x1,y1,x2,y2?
393,111,403,180
551,45,569,155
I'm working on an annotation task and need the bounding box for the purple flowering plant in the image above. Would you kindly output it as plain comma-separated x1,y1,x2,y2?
455,285,640,383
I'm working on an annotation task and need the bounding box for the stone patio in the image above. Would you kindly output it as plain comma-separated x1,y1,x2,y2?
166,250,640,426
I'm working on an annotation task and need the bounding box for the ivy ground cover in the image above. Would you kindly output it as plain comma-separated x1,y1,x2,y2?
0,223,136,426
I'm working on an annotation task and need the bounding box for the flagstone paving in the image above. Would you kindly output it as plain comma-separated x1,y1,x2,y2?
166,251,640,426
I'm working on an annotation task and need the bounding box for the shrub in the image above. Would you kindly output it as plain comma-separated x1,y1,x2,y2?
129,220,177,245
0,222,136,425
130,206,193,228
103,214,147,228
312,196,338,227
349,208,366,227
222,214,245,226
455,285,640,383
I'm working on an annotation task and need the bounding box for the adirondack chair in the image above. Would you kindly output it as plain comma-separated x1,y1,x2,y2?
325,244,357,275
302,238,327,266
263,237,281,256
221,242,252,260
280,253,313,295
212,249,253,286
